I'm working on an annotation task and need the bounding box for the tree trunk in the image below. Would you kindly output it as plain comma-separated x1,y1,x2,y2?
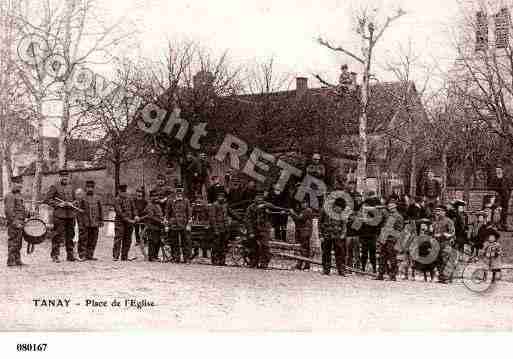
357,44,372,194
441,146,448,204
32,100,45,213
463,161,472,204
114,158,120,197
410,144,416,198
58,0,76,170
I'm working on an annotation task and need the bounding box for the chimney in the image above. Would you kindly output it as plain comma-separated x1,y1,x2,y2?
296,77,308,97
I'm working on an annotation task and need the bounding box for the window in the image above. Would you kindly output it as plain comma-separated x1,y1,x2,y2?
495,7,510,49
476,11,489,52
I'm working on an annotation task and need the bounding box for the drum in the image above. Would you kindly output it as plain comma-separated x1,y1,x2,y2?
23,218,47,245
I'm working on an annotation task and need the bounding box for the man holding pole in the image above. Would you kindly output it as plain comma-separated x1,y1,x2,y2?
45,169,77,263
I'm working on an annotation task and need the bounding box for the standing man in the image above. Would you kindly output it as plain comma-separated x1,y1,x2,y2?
183,152,201,201
45,169,77,263
113,184,136,261
433,206,456,284
489,166,511,231
166,187,192,263
290,199,314,270
4,175,28,267
376,201,404,281
419,169,441,210
209,191,231,265
197,152,211,199
245,190,284,269
359,192,383,274
151,174,172,212
76,181,103,261
266,185,289,242
133,187,147,246
306,153,327,209
319,196,348,276
139,190,164,262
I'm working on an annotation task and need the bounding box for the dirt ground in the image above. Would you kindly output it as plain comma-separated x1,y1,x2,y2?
1,229,513,332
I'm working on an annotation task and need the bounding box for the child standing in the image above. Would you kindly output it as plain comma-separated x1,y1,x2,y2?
483,227,503,283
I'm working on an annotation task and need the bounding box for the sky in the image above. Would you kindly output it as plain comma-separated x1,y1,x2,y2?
100,0,462,87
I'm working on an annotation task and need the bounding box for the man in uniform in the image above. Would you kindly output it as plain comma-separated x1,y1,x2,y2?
245,190,284,269
45,169,77,263
433,206,456,283
489,166,511,231
183,152,202,201
290,199,314,270
133,187,147,246
319,196,347,276
191,196,211,259
419,169,441,210
359,192,383,274
4,175,28,267
376,201,404,281
209,191,231,265
113,184,136,261
166,187,192,263
197,152,211,199
76,180,103,261
151,174,172,212
139,190,164,262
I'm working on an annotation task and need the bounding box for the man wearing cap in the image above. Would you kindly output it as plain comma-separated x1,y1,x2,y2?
113,184,136,261
45,169,77,262
419,169,441,210
133,187,147,246
191,196,210,259
450,200,467,260
165,186,192,263
209,191,231,265
76,180,103,261
359,192,383,273
150,174,172,213
433,206,456,283
489,166,511,231
197,152,211,199
245,190,284,269
4,175,28,266
290,199,314,270
376,201,404,281
319,196,348,276
139,190,164,261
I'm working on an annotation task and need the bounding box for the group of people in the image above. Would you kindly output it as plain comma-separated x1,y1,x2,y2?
3,160,509,286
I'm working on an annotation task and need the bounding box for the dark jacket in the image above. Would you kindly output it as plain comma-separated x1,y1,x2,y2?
114,196,135,224
4,193,27,226
45,183,75,219
77,194,103,228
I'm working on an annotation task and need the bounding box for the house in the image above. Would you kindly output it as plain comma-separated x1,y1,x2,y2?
129,72,427,197
14,137,98,176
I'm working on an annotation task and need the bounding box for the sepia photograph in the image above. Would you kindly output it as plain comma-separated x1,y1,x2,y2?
1,0,513,347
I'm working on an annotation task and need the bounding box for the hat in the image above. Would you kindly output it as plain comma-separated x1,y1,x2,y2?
452,199,466,207
119,184,128,192
157,174,165,180
85,180,95,187
11,175,23,184
175,187,184,194
312,153,321,160
435,205,446,211
58,169,69,176
418,218,432,225
487,227,501,239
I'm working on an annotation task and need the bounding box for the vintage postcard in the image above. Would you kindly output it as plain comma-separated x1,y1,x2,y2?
1,0,513,347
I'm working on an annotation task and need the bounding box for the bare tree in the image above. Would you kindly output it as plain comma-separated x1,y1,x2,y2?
77,59,147,194
316,5,405,193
